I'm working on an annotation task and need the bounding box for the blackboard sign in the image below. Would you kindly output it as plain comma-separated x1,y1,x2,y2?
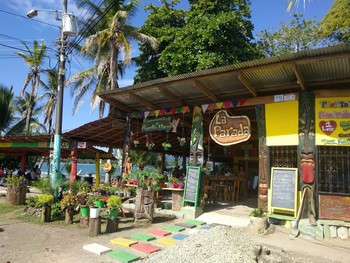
269,167,298,217
183,166,201,208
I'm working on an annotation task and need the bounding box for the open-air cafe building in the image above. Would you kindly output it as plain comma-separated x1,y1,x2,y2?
2,43,350,238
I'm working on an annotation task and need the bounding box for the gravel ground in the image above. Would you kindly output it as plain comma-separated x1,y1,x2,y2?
139,226,335,263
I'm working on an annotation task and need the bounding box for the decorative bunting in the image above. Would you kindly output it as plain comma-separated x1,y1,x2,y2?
144,111,150,119
223,101,232,108
139,112,144,119
154,110,160,117
216,102,223,109
208,103,216,112
182,106,189,114
134,112,140,119
165,108,171,113
239,98,247,106
160,109,166,116
201,104,209,113
176,107,182,114
171,108,177,115
232,99,239,107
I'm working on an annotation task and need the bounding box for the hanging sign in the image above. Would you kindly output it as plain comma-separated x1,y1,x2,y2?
209,110,251,145
141,117,172,132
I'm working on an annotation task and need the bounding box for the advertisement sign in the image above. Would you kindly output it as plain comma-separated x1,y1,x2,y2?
316,97,350,146
141,117,172,132
209,110,251,145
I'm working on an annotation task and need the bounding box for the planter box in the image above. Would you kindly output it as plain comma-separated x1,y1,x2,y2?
6,184,27,205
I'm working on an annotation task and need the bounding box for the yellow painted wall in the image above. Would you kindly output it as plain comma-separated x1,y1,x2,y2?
315,97,350,146
266,101,298,146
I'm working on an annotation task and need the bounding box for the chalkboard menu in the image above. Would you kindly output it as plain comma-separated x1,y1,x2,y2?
183,166,201,208
269,168,298,217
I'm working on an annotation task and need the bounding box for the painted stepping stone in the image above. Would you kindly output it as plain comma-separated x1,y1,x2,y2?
156,237,178,246
148,229,171,236
200,226,212,230
162,225,185,232
172,233,189,241
175,222,196,228
110,237,138,247
130,233,156,242
107,249,140,263
209,223,231,228
131,242,161,254
83,243,112,255
186,219,206,226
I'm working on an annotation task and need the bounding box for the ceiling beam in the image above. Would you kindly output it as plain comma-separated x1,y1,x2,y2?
292,63,306,91
157,87,185,106
192,80,219,102
236,72,258,97
129,93,158,109
101,97,134,112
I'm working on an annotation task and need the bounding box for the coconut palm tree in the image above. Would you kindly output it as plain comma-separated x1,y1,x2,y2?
0,84,14,135
40,69,58,133
69,0,158,118
16,40,47,133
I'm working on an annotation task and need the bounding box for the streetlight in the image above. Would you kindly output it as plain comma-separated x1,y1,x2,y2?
27,1,77,197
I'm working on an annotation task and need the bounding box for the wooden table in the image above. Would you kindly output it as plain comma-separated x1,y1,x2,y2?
205,175,243,202
160,187,184,211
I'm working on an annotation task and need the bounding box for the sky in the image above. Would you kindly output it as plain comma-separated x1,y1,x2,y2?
0,0,334,132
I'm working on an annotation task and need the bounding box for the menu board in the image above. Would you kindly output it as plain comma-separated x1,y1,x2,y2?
269,167,298,217
183,166,201,208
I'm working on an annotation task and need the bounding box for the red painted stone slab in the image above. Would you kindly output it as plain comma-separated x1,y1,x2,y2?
131,243,161,254
148,229,171,236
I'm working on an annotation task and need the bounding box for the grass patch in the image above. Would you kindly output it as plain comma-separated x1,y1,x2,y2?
0,202,26,220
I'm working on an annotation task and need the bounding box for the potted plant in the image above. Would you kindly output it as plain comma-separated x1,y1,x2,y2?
169,177,180,188
177,137,186,147
6,175,27,205
133,140,140,148
146,142,155,150
76,193,89,218
87,194,101,218
38,194,54,222
60,193,78,224
162,142,171,150
249,208,268,232
106,195,122,219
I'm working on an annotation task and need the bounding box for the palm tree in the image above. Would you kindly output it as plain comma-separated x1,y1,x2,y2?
69,0,158,118
40,69,58,133
11,92,46,134
16,40,47,132
0,83,14,135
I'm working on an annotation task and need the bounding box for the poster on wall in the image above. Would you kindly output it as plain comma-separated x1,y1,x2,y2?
316,97,350,146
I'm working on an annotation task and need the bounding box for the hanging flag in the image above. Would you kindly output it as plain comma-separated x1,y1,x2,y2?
208,103,216,112
144,111,150,119
223,101,232,108
154,110,160,117
160,109,166,116
216,102,223,109
201,104,209,113
239,98,247,106
182,106,189,114
140,112,145,119
232,99,239,107
171,108,177,115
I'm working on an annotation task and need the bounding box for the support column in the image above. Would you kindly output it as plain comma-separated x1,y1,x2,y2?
20,153,27,174
95,153,100,188
70,149,77,185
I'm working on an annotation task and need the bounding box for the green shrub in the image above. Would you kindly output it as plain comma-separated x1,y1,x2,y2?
249,208,266,218
38,194,54,205
107,195,122,209
26,196,39,207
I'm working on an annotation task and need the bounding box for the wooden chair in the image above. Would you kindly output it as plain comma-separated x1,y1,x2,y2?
230,179,240,204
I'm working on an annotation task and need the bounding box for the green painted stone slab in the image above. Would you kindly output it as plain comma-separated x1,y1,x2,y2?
162,225,185,232
186,219,206,226
130,233,156,242
175,222,196,228
107,250,140,263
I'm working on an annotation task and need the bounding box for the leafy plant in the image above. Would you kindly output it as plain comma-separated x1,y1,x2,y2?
26,196,39,207
60,193,77,210
162,142,171,148
249,208,266,218
76,193,88,206
87,194,101,207
38,194,54,205
6,175,26,187
106,195,122,210
124,169,164,191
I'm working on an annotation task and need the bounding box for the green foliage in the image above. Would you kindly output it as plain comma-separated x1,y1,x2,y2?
26,196,39,207
124,169,164,191
87,194,101,207
249,208,266,218
6,175,26,187
60,193,77,210
38,194,54,205
257,13,330,57
32,178,54,194
129,150,161,170
0,83,14,134
106,195,122,209
51,202,64,220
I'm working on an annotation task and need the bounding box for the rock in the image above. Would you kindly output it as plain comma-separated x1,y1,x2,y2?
330,226,337,238
337,227,349,240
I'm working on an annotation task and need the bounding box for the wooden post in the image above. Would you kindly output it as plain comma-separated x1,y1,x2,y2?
106,218,119,233
134,188,154,223
88,217,101,236
65,208,74,224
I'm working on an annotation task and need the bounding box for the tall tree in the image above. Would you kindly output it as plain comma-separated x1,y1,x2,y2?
71,0,158,118
158,0,261,76
0,84,14,135
257,13,330,57
16,40,47,133
40,69,58,133
134,0,186,83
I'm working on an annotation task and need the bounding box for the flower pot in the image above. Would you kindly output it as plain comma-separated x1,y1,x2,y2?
108,208,119,220
179,141,185,147
90,206,100,219
170,183,177,188
80,206,89,218
177,184,184,189
95,200,104,208
147,146,153,150
249,216,268,231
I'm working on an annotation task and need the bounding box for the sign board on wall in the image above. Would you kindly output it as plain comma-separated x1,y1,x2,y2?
141,117,172,132
268,167,298,217
316,97,350,146
265,101,298,146
209,110,251,146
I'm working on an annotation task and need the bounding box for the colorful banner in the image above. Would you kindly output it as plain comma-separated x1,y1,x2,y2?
316,97,350,146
